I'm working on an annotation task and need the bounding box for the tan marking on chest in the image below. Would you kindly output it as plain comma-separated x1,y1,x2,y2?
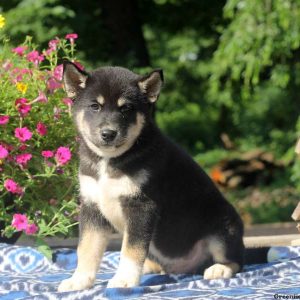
79,160,148,232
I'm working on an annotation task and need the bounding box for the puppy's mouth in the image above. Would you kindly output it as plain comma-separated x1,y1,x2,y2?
97,134,127,149
99,140,125,148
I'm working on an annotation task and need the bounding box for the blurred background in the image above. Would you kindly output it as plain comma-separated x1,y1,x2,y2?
2,0,300,226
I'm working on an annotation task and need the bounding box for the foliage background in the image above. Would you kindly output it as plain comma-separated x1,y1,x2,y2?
1,0,300,225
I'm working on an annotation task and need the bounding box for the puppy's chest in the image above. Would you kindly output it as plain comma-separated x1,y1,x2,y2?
79,160,148,232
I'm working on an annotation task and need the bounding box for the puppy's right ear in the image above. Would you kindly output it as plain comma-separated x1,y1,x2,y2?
138,69,163,103
63,60,88,98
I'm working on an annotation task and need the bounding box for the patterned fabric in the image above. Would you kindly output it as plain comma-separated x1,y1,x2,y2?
1,243,300,299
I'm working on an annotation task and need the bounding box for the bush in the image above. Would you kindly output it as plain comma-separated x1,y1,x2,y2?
0,20,80,257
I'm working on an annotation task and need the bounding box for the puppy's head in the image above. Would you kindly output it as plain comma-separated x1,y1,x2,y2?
63,61,163,158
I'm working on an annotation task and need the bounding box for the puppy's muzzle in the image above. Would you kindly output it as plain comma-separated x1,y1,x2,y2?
101,129,117,142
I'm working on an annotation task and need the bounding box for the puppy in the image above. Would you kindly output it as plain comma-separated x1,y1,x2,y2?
58,61,244,291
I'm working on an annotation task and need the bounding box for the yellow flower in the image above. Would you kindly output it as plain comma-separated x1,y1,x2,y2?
0,15,5,29
16,82,28,94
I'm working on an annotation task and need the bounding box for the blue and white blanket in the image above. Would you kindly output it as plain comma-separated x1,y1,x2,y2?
1,243,300,299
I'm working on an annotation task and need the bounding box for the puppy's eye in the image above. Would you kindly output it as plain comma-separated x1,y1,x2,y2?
90,103,101,111
120,104,134,113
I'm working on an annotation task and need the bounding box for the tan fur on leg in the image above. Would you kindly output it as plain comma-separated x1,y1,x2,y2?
143,258,165,274
58,228,109,292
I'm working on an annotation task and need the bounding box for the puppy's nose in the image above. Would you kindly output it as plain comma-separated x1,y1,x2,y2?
101,129,117,142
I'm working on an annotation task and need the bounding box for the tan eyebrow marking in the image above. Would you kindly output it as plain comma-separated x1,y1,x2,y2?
97,95,105,105
117,97,127,107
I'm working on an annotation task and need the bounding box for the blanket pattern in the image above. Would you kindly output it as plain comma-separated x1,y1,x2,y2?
0,243,300,299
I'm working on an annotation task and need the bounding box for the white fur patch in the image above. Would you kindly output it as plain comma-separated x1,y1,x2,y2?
107,257,141,288
79,82,86,89
203,263,235,280
79,160,149,232
58,271,95,292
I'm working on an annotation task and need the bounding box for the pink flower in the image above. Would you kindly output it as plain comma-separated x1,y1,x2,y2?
19,144,27,151
53,107,61,120
13,68,32,83
12,214,28,231
47,78,62,92
15,153,32,167
45,161,54,167
0,145,8,159
25,223,38,235
12,46,27,56
48,38,59,50
4,179,23,195
15,98,31,117
17,68,31,81
55,146,71,165
0,115,9,125
44,38,59,56
62,98,73,106
2,60,13,71
11,67,19,74
44,48,54,56
1,143,14,152
65,33,78,43
20,68,31,75
14,75,22,83
53,64,63,81
73,61,84,70
42,150,54,158
36,122,47,136
33,91,48,103
15,127,32,143
26,50,44,65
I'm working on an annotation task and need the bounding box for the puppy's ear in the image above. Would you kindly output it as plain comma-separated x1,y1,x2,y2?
63,60,88,98
138,69,163,103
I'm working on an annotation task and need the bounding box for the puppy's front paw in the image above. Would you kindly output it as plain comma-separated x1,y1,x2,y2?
203,263,234,280
58,272,95,292
107,274,139,288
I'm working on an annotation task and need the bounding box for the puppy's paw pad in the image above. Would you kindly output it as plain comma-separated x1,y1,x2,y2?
107,275,138,288
58,275,94,292
204,263,234,280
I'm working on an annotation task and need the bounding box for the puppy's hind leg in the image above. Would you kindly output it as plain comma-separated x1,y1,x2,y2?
143,258,165,275
204,235,244,280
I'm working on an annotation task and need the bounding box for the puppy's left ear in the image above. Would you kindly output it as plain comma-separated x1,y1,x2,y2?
63,60,88,98
138,69,163,103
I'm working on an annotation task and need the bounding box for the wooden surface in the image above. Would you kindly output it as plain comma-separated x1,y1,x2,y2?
15,222,300,250
244,234,300,247
244,222,297,236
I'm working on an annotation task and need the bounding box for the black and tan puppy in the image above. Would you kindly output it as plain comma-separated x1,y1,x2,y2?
58,61,244,291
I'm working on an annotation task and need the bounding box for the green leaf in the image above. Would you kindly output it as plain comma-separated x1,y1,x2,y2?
35,237,53,261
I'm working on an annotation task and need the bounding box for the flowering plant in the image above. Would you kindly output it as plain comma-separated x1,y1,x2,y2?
0,17,80,258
